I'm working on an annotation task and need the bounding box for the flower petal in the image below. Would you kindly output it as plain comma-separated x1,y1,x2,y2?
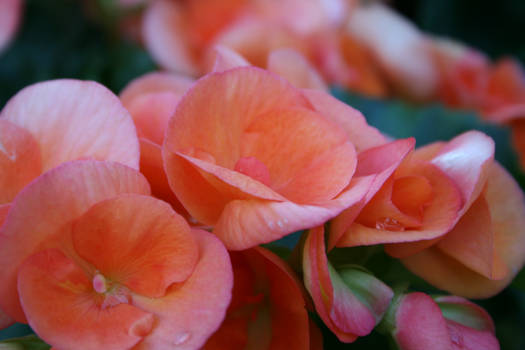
18,249,154,350
139,139,188,217
0,119,41,204
1,79,140,171
400,162,525,298
0,160,150,321
301,89,387,152
267,49,328,91
214,176,373,250
394,293,453,350
142,0,199,74
120,72,194,145
208,45,250,73
72,194,198,298
331,138,415,249
132,228,233,350
0,0,22,52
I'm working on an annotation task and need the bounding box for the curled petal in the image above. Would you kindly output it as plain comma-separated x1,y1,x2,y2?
0,160,150,321
303,226,393,342
401,162,525,298
1,79,140,171
132,229,233,350
215,176,373,250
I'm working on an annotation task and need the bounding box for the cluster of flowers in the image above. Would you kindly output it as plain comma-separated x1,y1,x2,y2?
1,41,524,349
3,0,525,166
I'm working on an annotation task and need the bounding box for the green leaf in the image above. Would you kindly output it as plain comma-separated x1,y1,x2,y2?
0,335,50,350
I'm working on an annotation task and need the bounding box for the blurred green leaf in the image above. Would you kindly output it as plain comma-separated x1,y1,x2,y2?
0,335,49,350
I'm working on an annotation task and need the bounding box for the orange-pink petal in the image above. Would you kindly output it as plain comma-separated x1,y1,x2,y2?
72,195,198,298
301,89,387,152
1,79,140,171
18,249,154,350
214,176,373,250
132,228,233,350
142,0,200,75
267,49,328,91
0,160,150,321
0,119,41,204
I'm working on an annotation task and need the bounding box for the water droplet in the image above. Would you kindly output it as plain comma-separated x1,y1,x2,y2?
375,217,405,231
277,220,284,228
173,332,191,345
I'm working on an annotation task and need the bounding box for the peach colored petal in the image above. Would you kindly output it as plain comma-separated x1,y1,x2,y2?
213,19,307,68
301,89,387,151
0,203,9,226
120,72,194,145
330,138,415,249
139,139,188,217
346,3,437,100
1,79,140,171
164,67,309,167
0,120,41,204
18,249,154,350
120,72,194,107
214,176,374,250
402,163,525,298
163,67,310,223
0,160,150,321
430,131,494,213
394,293,453,350
143,0,200,75
239,107,356,203
176,151,286,201
208,45,250,73
72,195,198,298
267,49,328,91
344,160,461,247
0,0,22,53
185,0,248,46
436,196,508,280
132,228,233,350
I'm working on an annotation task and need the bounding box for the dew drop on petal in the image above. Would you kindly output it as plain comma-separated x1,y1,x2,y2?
173,332,191,345
375,217,405,231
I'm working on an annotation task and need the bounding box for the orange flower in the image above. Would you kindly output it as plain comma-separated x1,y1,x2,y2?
0,79,140,208
0,160,233,349
334,131,525,298
142,0,352,75
0,0,22,53
162,66,388,249
204,247,320,349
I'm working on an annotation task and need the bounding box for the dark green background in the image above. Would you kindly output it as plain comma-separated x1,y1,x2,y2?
1,0,524,348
